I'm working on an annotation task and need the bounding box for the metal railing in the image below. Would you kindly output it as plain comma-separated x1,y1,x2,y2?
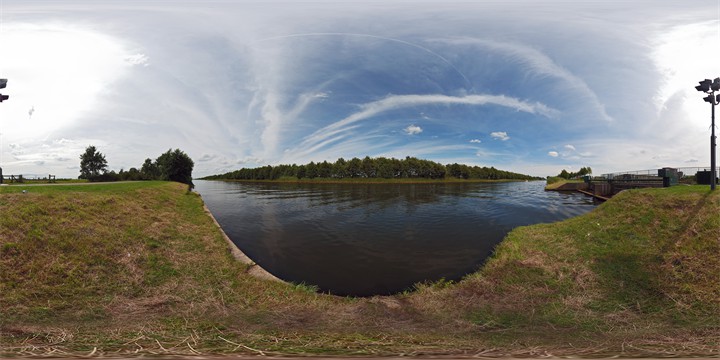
600,167,713,180
1,174,56,184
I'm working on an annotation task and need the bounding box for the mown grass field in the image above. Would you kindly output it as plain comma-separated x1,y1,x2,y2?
1,182,718,356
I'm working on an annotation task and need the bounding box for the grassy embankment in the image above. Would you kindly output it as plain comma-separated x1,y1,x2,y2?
544,176,586,190
1,181,719,356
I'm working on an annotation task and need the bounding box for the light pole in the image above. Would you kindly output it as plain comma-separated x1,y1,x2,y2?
696,78,720,190
0,79,7,184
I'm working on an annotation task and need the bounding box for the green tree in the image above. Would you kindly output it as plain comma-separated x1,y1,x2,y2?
305,161,318,179
79,145,108,181
332,158,347,178
347,157,362,178
156,149,195,187
140,158,160,180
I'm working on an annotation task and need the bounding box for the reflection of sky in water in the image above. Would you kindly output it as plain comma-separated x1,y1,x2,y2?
196,180,597,296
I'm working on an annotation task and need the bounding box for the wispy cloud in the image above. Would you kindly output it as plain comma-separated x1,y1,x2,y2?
438,38,613,122
197,154,218,162
3,1,716,177
295,93,557,156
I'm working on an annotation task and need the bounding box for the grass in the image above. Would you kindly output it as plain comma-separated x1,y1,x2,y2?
545,177,585,190
1,182,719,356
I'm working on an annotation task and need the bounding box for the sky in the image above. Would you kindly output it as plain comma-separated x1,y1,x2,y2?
0,0,719,178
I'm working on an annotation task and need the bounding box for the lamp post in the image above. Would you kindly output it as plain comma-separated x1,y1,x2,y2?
696,78,720,190
0,79,6,184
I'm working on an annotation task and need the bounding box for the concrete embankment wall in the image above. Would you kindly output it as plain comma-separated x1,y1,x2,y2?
547,182,589,191
202,203,283,283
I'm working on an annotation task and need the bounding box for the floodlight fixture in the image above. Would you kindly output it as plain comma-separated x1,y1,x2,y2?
697,79,712,92
705,94,716,103
712,77,720,91
0,78,7,102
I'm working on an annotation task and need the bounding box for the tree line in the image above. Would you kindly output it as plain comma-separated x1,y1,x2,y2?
556,166,592,180
79,146,194,187
203,156,541,181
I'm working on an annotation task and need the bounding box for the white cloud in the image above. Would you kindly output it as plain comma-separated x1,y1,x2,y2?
1,23,129,138
564,144,576,151
54,138,74,145
9,143,24,154
404,124,423,135
124,53,149,66
491,131,510,141
469,139,481,143
2,1,716,178
653,21,720,114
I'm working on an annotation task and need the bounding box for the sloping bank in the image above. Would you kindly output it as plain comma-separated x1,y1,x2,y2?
0,181,718,356
201,202,281,282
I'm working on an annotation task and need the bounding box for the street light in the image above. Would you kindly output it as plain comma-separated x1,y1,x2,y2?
696,77,720,190
0,78,5,184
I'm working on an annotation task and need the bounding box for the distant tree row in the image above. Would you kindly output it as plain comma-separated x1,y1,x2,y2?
203,156,541,181
556,166,592,179
79,146,194,187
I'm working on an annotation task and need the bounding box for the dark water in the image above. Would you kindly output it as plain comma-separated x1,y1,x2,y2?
195,180,597,296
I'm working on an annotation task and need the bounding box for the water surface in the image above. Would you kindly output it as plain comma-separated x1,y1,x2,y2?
195,180,596,296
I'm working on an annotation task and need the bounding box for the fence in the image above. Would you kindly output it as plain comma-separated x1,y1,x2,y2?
1,174,56,184
600,167,712,180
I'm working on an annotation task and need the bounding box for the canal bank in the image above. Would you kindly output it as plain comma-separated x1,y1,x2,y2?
1,181,718,356
201,203,281,283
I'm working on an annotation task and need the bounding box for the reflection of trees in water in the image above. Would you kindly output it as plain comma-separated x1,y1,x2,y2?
289,183,452,210
241,182,510,212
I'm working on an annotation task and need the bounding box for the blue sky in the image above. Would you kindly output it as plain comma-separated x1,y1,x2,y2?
0,1,719,178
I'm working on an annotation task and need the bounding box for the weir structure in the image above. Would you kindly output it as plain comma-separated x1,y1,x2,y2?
555,167,716,201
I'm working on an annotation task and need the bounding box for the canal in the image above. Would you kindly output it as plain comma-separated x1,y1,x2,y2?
195,180,597,296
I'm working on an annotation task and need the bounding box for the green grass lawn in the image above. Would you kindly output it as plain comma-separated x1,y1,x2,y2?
1,182,718,356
